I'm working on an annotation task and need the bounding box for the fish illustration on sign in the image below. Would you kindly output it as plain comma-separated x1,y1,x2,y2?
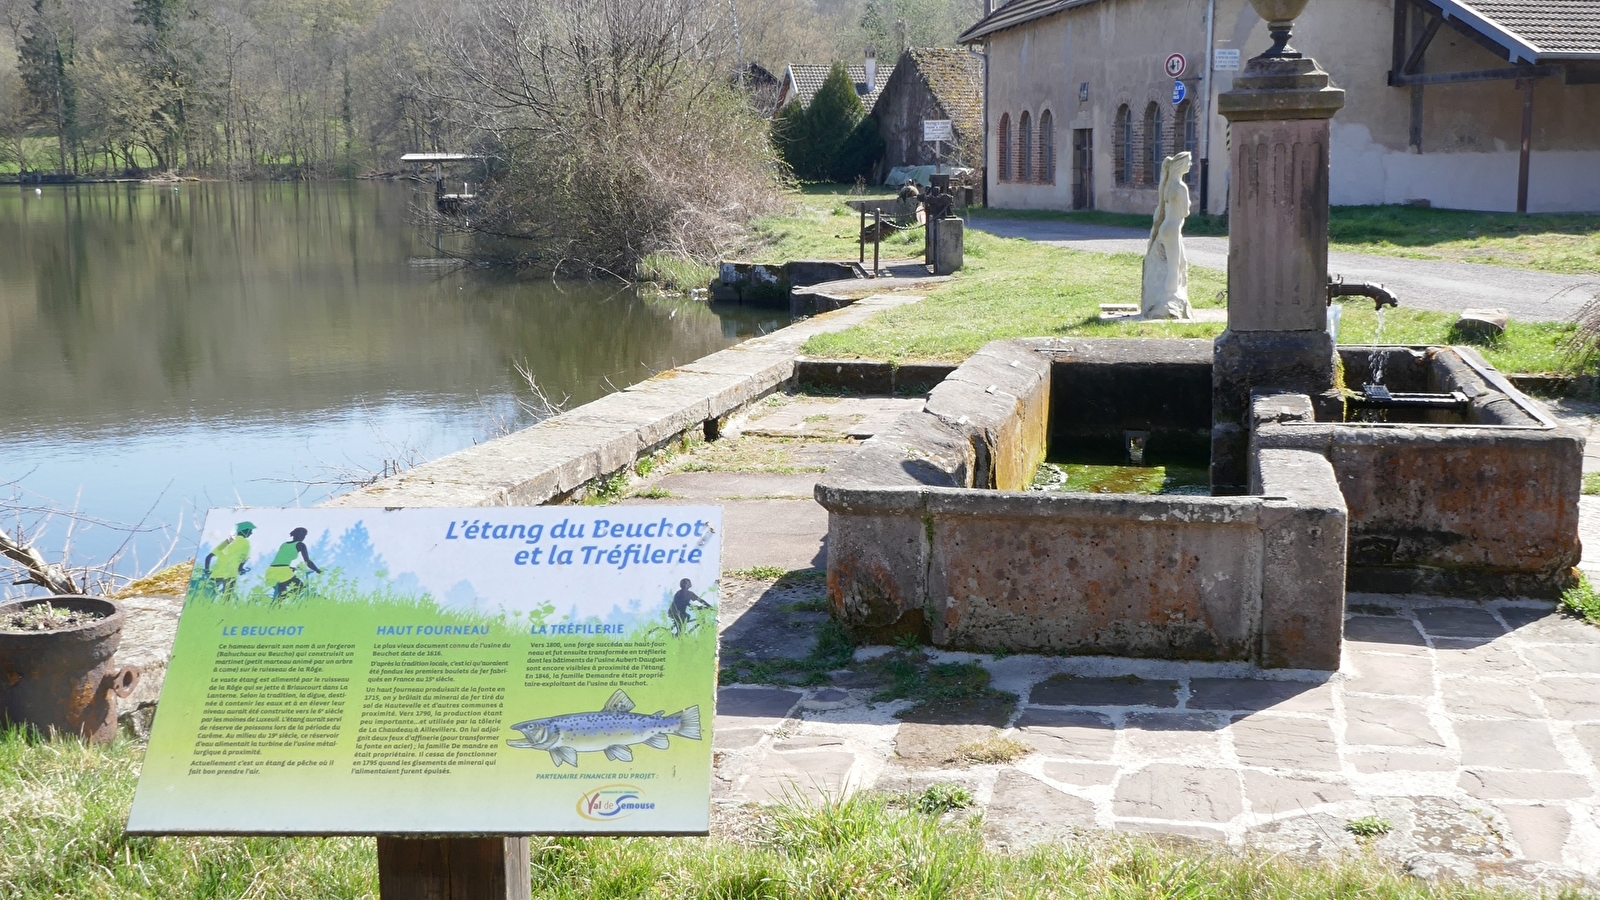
507,689,702,768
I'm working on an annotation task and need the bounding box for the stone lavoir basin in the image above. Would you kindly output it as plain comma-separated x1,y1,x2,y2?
813,338,1581,670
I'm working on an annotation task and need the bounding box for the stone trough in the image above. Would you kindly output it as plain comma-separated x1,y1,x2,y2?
814,338,1580,670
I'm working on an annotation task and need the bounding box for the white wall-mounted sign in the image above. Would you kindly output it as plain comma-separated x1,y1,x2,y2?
1165,53,1187,78
922,119,954,142
1214,48,1241,71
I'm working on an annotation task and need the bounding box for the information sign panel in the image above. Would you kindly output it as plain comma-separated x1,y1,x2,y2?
1214,48,1241,71
1171,80,1188,104
127,506,721,835
922,119,954,142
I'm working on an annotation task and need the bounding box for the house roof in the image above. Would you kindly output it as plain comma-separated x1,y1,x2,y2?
957,0,1600,62
1441,0,1600,61
780,63,895,110
870,48,985,142
957,0,1096,44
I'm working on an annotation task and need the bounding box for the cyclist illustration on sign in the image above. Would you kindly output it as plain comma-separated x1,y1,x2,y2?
203,521,255,594
263,527,322,599
669,578,712,636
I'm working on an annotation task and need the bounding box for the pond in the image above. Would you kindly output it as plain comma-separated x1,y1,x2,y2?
0,181,781,587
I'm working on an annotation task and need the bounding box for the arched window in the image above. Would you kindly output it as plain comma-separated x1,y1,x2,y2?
1114,105,1132,185
1176,99,1198,185
1143,102,1162,185
1038,110,1055,184
1018,111,1033,183
997,113,1011,182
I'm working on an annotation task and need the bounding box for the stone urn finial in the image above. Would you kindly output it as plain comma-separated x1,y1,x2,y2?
1247,0,1310,58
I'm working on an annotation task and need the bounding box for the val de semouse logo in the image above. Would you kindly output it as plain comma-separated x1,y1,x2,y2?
576,784,656,821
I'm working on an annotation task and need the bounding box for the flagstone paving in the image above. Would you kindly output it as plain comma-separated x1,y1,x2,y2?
712,588,1600,889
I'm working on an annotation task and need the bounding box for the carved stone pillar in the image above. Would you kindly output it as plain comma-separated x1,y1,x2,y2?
1210,43,1345,493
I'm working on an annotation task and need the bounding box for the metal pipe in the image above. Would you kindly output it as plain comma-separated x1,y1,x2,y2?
873,209,881,274
1518,76,1534,214
1200,0,1217,214
1327,276,1399,311
859,207,865,263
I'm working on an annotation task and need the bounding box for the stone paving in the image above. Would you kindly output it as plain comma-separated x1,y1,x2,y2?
711,592,1600,887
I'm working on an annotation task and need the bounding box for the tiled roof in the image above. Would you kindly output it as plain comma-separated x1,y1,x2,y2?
781,63,896,110
957,0,1099,43
958,0,1600,61
1448,0,1600,60
871,48,985,142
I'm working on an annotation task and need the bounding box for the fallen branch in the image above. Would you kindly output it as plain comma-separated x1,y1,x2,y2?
0,525,81,596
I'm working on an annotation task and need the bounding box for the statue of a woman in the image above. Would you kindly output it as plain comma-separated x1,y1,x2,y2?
1141,151,1193,319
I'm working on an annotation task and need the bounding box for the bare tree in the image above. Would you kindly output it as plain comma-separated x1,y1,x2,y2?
425,0,785,275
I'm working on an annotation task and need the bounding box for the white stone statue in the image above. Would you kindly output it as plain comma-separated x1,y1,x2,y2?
1141,151,1193,319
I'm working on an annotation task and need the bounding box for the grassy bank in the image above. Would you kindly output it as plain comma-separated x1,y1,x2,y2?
0,729,1540,900
794,225,1578,374
963,204,1600,276
741,189,1586,374
1327,206,1600,276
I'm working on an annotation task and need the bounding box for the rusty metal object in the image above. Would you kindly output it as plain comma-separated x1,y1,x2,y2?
0,596,140,743
1327,275,1399,311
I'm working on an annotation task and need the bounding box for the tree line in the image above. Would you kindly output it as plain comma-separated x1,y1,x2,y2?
0,0,458,176
0,0,982,178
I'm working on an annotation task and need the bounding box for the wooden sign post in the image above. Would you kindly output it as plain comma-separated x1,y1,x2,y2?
377,837,531,900
126,507,722,895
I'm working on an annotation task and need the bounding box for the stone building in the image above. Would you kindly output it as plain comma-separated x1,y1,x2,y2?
868,48,986,172
958,0,1600,214
774,60,895,113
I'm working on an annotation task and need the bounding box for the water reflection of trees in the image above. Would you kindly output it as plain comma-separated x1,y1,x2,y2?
0,182,738,436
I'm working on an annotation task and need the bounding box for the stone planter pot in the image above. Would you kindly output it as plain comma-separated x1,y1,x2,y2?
1246,0,1309,24
0,596,140,743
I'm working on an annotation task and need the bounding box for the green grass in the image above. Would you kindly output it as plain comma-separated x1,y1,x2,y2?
749,189,1591,373
3,728,1546,900
1584,473,1600,496
1326,205,1600,275
907,782,974,814
968,204,1600,274
637,252,717,293
727,565,790,580
970,206,1230,236
719,618,856,686
793,226,1581,374
870,652,1019,722
0,730,376,899
1561,573,1600,626
1345,816,1394,838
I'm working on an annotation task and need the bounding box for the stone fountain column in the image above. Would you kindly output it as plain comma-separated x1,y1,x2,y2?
1210,0,1345,493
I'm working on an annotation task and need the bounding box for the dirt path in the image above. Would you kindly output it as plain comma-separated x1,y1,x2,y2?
969,217,1600,323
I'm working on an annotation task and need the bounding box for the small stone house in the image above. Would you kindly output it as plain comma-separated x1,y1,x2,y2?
774,61,895,113
868,48,986,172
958,0,1600,214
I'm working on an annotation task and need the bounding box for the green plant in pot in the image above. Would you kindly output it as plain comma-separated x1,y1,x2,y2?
0,595,140,743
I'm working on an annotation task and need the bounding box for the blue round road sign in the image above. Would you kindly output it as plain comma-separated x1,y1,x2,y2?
1171,80,1188,104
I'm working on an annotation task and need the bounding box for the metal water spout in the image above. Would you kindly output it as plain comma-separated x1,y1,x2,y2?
1327,276,1399,311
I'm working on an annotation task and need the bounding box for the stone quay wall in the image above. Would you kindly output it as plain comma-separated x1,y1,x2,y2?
331,295,921,509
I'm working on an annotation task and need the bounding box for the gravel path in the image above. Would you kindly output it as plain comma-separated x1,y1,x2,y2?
968,217,1600,323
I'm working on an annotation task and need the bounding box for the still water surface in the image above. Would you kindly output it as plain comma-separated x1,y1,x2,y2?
0,181,780,583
